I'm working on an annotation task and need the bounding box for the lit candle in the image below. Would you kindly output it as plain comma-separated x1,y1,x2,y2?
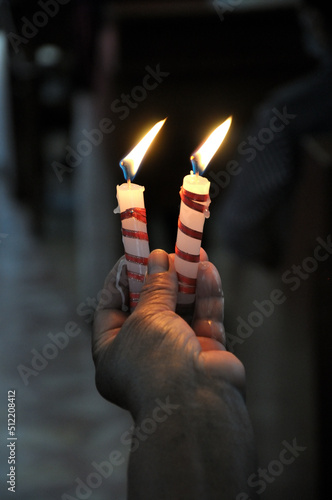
175,117,232,305
115,119,166,311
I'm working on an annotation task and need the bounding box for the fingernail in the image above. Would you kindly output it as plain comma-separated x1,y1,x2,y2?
197,261,222,297
199,261,209,271
148,250,169,275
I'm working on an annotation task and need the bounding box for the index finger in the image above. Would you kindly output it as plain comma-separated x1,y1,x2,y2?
92,256,130,359
192,261,226,348
96,255,129,312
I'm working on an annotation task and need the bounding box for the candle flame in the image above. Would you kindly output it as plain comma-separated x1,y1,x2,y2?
120,118,166,181
191,116,232,175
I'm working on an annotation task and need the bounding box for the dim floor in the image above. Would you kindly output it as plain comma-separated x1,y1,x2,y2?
0,169,131,500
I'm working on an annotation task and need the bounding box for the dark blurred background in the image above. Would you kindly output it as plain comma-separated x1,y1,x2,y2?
1,1,330,499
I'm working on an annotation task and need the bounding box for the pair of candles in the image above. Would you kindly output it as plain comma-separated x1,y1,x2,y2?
115,117,232,311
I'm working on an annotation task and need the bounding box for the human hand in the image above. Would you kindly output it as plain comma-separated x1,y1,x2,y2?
92,249,245,417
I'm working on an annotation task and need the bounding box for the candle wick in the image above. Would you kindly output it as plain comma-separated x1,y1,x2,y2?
127,179,131,189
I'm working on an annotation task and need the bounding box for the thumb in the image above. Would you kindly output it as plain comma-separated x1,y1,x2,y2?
136,249,178,313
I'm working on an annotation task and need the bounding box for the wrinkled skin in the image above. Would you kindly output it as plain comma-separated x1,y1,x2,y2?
92,249,245,417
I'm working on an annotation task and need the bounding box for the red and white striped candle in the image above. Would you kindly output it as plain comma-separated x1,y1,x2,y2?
175,117,232,305
115,119,166,311
116,183,149,310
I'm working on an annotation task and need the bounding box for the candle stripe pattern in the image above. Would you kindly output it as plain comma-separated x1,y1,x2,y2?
177,273,197,286
175,245,200,263
120,207,147,224
118,202,149,311
178,218,203,240
125,253,148,265
180,187,209,214
129,292,140,309
177,272,197,294
122,228,149,241
175,179,211,304
127,270,145,282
